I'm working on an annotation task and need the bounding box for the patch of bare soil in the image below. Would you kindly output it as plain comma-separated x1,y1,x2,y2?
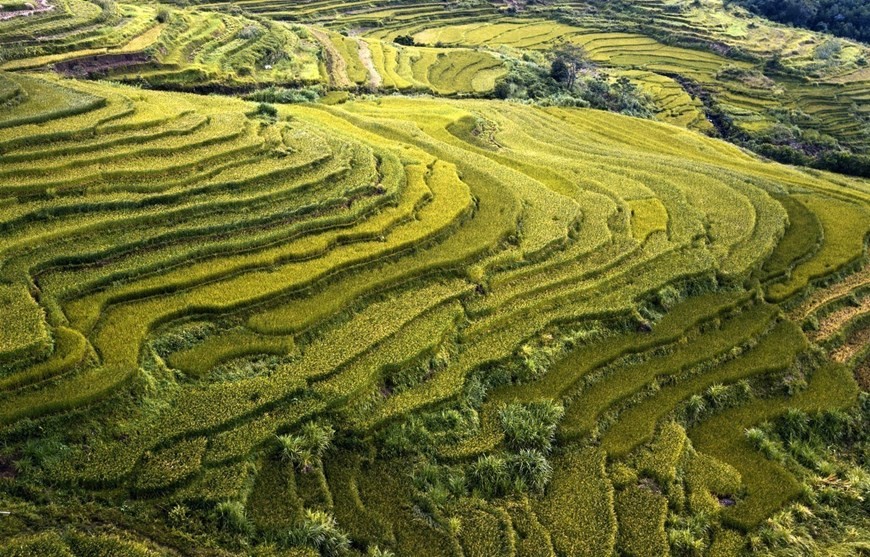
812,297,870,342
310,28,351,89
855,356,869,391
356,38,381,90
53,51,151,77
790,262,870,321
0,455,17,479
830,324,870,364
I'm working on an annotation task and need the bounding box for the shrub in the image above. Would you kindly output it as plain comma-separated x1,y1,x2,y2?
469,454,511,498
498,400,564,452
705,384,731,409
278,435,314,469
239,25,262,40
215,500,250,534
248,87,322,104
686,394,708,423
669,527,705,556
277,422,335,471
168,503,189,526
508,448,553,492
285,510,350,557
256,102,278,119
777,409,810,442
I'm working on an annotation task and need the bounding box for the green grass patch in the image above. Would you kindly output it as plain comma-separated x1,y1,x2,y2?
688,362,858,530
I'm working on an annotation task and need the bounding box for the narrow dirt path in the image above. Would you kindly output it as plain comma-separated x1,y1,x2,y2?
830,325,870,363
310,28,351,89
812,296,870,342
789,261,870,321
356,38,382,90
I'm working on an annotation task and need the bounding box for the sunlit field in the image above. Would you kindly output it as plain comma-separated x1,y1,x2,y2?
1,1,868,555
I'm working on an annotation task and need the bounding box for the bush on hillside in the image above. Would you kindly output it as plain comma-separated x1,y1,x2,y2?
499,401,564,452
493,55,654,118
276,422,335,471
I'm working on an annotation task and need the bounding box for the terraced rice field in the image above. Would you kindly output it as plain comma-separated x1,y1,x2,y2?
2,0,868,154
1,0,870,553
0,0,325,84
0,65,867,555
358,7,869,154
0,0,508,95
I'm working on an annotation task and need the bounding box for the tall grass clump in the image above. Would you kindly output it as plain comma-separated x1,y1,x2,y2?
498,400,564,452
285,509,350,557
277,422,335,471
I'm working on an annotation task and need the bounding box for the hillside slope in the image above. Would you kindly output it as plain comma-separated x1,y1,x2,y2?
1,1,870,555
0,70,868,555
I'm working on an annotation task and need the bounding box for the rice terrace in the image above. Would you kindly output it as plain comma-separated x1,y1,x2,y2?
0,0,869,555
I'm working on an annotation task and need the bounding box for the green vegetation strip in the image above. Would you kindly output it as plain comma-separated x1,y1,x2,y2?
600,320,808,457
688,363,859,530
560,303,777,440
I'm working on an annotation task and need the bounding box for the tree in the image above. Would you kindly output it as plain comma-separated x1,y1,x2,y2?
549,43,590,89
493,80,512,99
550,58,571,84
732,0,870,43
